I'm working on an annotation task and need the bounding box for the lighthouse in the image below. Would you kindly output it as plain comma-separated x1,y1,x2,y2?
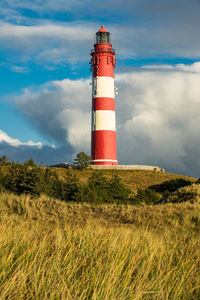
90,25,118,165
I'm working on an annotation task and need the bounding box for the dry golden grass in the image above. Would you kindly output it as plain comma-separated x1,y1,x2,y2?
165,182,200,204
1,192,200,299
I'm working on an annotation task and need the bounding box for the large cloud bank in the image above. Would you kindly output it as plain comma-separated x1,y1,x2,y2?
116,63,200,176
1,62,199,177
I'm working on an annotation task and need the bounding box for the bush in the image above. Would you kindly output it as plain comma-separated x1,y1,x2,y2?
108,174,131,202
0,161,131,204
0,160,80,201
133,189,161,205
76,172,131,204
2,161,45,197
50,173,80,202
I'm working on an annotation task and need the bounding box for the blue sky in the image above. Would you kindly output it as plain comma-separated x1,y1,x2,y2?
1,0,200,176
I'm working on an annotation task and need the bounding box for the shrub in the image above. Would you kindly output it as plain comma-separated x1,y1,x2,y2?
76,172,131,204
133,189,161,205
108,174,131,202
50,173,80,202
0,160,80,201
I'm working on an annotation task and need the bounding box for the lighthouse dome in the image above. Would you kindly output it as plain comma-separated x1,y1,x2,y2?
96,25,111,44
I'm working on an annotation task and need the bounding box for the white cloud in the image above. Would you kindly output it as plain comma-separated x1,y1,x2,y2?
14,78,91,152
10,65,29,73
0,130,42,148
0,21,91,40
59,109,90,150
1,0,85,13
0,21,95,65
0,129,73,165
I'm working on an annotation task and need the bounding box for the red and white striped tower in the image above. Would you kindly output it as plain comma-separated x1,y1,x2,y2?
90,25,118,165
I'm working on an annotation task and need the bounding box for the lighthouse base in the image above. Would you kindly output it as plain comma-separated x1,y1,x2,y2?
92,160,118,165
90,164,163,171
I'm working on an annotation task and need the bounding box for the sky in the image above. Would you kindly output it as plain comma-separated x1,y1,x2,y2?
0,0,200,177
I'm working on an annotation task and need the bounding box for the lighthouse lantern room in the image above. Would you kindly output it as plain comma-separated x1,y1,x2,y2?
90,25,118,165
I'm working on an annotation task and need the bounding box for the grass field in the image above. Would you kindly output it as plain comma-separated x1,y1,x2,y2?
1,191,200,299
55,168,197,194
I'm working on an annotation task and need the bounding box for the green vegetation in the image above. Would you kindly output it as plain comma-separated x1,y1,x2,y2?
133,188,161,205
1,192,200,299
0,158,131,204
0,157,198,205
0,158,79,200
76,172,131,204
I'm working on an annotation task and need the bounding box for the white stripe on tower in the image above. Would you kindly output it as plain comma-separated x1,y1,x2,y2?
91,159,118,162
93,77,114,98
92,110,116,131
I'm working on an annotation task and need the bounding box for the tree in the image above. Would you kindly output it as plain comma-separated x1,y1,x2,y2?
73,152,91,169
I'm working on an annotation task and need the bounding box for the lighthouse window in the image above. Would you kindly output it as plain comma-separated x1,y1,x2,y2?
92,78,97,97
96,32,110,44
92,111,96,130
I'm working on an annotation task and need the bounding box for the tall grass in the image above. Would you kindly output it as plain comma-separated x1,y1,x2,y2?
0,193,200,299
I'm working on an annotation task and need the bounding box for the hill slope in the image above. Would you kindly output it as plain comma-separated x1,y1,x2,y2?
55,168,197,194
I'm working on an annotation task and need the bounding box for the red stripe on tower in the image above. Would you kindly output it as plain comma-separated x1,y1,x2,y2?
92,98,115,111
90,25,118,165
